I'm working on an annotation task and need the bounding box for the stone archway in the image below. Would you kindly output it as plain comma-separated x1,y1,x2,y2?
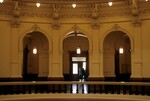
63,32,89,81
103,31,131,81
22,31,49,81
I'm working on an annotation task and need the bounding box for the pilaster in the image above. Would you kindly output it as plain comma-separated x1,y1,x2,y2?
131,18,142,79
10,18,21,78
89,22,104,79
48,22,63,79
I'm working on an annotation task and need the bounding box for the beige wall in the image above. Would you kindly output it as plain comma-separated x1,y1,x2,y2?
0,13,150,79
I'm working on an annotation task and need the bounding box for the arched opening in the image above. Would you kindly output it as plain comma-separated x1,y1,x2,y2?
103,31,131,81
22,31,49,81
63,32,89,81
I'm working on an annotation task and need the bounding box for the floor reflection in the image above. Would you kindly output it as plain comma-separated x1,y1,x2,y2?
72,81,88,94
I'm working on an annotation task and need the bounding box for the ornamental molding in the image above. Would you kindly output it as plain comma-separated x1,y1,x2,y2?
132,17,142,27
112,24,121,31
11,18,20,28
91,22,100,29
0,1,150,18
32,24,40,31
51,21,60,30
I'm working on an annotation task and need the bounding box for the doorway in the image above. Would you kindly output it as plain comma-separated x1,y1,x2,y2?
70,51,88,81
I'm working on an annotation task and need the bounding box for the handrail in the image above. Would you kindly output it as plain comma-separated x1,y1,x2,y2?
0,81,150,86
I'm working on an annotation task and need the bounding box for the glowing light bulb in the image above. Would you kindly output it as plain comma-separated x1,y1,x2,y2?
33,48,37,54
119,47,124,54
108,2,113,6
36,2,40,8
76,46,81,54
72,4,76,8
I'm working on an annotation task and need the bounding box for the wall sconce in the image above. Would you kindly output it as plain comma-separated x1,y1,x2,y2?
119,47,124,54
76,46,81,54
33,48,37,54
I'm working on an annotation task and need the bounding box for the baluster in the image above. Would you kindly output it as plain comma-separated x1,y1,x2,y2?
99,85,102,94
148,86,150,96
64,84,67,93
16,85,19,94
117,85,120,94
105,85,108,94
59,84,61,93
28,85,31,94
88,84,91,93
23,85,26,94
135,85,139,95
52,84,55,93
70,84,72,93
82,84,84,94
76,84,79,93
123,85,126,95
94,85,96,93
141,86,145,95
111,85,115,94
129,85,132,95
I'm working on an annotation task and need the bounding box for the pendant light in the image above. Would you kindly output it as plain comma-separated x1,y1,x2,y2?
119,47,123,54
76,46,81,54
33,47,37,54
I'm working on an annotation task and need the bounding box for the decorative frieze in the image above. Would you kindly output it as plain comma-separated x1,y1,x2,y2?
12,1,23,18
52,4,60,20
90,4,99,19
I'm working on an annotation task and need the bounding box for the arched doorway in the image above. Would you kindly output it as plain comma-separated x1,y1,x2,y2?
63,32,89,81
22,31,49,81
103,31,131,81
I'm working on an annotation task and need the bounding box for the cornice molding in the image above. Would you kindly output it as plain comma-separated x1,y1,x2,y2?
0,1,150,18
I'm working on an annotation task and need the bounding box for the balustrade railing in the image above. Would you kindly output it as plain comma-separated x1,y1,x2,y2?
0,81,150,95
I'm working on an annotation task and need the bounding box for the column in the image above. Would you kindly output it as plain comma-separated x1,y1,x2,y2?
89,23,103,80
48,22,63,80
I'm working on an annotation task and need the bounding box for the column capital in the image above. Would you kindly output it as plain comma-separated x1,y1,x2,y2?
91,22,100,30
11,18,20,28
51,21,60,30
132,17,142,27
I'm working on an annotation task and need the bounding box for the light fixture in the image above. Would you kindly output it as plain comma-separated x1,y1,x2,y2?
0,0,4,3
119,47,123,54
72,3,76,8
36,2,40,8
33,48,37,54
145,0,148,1
108,2,113,6
76,46,81,54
